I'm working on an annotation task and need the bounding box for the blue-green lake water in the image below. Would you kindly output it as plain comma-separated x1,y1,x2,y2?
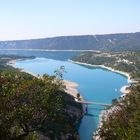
1,50,128,140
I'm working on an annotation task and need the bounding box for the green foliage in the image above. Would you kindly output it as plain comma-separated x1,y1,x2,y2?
72,51,140,80
0,66,82,140
25,132,38,140
97,84,140,140
0,69,63,139
0,56,82,140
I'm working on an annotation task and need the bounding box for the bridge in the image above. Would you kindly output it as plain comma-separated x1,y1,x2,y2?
77,100,111,107
76,100,111,114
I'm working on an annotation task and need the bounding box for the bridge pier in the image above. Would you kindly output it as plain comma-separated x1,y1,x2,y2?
85,104,88,114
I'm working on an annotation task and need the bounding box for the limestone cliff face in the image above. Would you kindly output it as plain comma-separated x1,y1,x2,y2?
1,32,140,51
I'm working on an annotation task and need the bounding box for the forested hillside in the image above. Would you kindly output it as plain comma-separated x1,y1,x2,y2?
0,32,140,51
72,51,140,81
0,56,82,140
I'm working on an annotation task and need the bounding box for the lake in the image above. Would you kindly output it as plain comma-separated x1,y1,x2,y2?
1,50,128,140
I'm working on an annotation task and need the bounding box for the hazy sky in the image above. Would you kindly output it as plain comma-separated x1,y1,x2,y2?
0,0,140,40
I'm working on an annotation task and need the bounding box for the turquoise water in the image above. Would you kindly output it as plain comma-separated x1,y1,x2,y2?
2,50,128,140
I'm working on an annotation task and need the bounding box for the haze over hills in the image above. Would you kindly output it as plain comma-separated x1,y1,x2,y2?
0,32,140,51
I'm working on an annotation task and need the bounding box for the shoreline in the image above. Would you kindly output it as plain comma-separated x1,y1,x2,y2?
120,85,131,94
8,58,133,139
7,60,38,77
69,60,137,94
69,60,136,140
7,59,82,100
0,49,100,52
62,80,80,98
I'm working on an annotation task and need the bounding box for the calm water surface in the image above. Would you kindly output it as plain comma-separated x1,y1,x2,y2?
1,50,128,140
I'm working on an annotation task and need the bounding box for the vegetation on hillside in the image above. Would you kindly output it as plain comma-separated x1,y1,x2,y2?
0,55,34,70
72,51,140,140
96,84,140,140
0,56,82,140
72,51,140,80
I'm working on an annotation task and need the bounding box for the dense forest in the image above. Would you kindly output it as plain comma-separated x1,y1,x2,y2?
0,32,140,51
72,51,140,140
0,56,82,140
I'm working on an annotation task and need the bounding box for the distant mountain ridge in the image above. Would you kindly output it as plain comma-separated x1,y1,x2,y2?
0,32,140,51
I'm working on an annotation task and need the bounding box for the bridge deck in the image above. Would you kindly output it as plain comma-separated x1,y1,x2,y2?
77,100,111,107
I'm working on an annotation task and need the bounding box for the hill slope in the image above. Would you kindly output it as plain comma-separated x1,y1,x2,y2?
0,32,140,51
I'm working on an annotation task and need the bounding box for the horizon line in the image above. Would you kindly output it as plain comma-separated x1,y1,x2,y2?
0,31,140,42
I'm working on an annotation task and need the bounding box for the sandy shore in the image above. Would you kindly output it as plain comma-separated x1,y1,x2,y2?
120,85,131,94
7,61,38,77
69,60,138,94
8,60,81,99
63,80,80,98
7,60,16,65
